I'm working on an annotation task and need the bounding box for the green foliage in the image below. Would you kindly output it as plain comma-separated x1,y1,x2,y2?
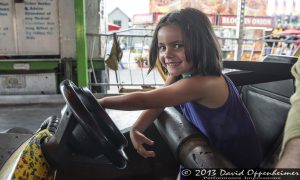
134,54,145,62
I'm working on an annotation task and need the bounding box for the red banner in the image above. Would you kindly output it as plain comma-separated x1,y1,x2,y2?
208,15,217,25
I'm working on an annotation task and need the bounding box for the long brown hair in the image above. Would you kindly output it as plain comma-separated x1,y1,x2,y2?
148,8,222,76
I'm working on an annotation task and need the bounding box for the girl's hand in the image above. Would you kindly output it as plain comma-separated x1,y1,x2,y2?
98,98,105,108
130,128,155,158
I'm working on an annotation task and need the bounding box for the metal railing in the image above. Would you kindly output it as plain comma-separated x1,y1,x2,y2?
87,30,300,93
87,29,164,93
219,36,299,61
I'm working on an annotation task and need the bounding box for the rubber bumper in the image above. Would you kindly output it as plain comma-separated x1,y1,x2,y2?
154,107,235,168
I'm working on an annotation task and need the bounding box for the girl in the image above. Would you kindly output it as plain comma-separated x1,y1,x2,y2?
98,8,262,168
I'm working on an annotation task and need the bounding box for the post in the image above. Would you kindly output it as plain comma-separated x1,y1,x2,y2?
74,0,88,86
234,0,246,61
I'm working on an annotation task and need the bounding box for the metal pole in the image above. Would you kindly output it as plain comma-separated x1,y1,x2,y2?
75,0,88,86
234,0,245,61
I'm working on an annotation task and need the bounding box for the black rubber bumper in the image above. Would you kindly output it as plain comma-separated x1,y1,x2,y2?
154,107,235,168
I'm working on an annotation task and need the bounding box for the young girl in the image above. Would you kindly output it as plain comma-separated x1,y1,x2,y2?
98,8,262,168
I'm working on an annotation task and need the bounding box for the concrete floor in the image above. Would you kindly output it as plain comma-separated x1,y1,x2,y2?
0,95,142,133
0,103,65,133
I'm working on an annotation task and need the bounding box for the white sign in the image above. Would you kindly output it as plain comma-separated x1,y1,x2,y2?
13,63,30,70
133,14,154,25
18,0,59,55
0,0,16,55
0,0,59,56
219,15,273,27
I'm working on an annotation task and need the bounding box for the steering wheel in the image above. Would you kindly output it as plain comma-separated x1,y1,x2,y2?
60,80,128,169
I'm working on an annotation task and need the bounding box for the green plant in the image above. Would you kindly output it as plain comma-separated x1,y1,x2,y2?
134,55,145,62
134,54,146,68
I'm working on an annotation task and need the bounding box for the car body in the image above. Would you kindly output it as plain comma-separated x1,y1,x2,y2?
0,55,297,179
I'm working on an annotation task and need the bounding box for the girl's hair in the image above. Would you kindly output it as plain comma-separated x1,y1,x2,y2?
148,8,222,76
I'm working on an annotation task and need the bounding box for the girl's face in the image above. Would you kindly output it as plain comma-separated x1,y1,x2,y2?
157,25,193,76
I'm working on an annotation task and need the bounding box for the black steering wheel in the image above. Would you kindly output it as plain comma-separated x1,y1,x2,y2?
60,79,128,169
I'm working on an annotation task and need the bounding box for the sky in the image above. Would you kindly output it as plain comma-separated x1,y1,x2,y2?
105,0,150,19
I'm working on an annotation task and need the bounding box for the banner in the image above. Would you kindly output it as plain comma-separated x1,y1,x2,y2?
218,15,274,27
150,0,269,16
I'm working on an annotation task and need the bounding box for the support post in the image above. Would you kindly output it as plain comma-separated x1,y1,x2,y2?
74,0,88,86
234,0,246,61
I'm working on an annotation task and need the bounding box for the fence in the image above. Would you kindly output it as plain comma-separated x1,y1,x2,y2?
87,29,164,93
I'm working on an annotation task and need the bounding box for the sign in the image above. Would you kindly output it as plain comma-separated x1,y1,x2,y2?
18,0,59,55
0,0,16,55
150,0,269,17
218,15,274,28
137,13,217,25
132,13,154,25
154,13,165,24
150,0,181,13
207,15,217,25
0,0,59,56
13,63,30,70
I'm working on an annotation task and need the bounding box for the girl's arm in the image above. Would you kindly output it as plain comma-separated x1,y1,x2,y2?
130,108,163,158
98,75,208,110
130,76,178,158
130,75,177,133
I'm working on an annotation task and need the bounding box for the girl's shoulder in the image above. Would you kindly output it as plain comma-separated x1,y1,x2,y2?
181,75,229,107
180,74,225,88
177,75,226,96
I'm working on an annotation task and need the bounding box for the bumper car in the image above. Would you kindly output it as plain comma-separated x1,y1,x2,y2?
0,55,297,179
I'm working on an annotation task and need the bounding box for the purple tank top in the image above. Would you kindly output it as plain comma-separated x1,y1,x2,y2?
180,74,262,167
